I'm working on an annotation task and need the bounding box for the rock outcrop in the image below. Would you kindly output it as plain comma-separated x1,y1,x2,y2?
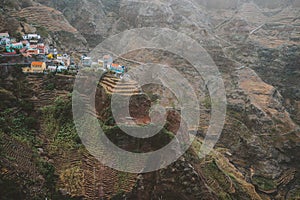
237,67,297,133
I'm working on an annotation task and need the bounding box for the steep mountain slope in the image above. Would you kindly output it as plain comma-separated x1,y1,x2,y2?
1,0,300,199
52,0,300,198
37,0,211,48
36,0,117,48
0,0,88,51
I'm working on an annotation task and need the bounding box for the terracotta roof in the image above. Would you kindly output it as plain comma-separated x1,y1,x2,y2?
103,55,112,59
31,61,44,66
111,63,120,67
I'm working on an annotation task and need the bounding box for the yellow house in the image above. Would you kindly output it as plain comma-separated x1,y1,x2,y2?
47,53,54,59
22,62,47,73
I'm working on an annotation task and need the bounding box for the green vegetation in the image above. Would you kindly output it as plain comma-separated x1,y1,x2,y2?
45,83,56,91
0,88,15,98
113,172,130,196
11,31,23,41
3,0,19,9
53,122,81,150
146,92,160,102
36,26,49,38
42,97,82,153
0,177,25,200
202,96,211,109
0,115,51,199
252,176,277,191
111,190,126,200
201,160,233,199
59,166,84,195
0,108,37,144
38,160,57,191
0,88,17,110
19,100,34,112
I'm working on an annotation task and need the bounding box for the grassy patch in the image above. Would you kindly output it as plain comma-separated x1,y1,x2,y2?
42,97,82,154
38,160,57,191
0,109,37,144
114,172,130,195
201,160,232,199
45,83,56,91
59,166,84,195
252,176,277,191
36,26,49,38
202,96,211,109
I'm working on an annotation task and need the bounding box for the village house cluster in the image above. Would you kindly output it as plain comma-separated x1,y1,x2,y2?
0,33,46,56
81,54,128,78
0,32,75,74
1,32,127,76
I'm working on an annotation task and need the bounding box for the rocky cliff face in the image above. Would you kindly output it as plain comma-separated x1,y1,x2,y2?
223,67,300,197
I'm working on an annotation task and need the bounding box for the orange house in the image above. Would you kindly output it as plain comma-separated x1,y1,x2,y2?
22,61,47,73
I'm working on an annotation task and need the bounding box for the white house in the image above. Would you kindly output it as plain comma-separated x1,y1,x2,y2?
82,57,92,67
103,55,113,69
23,34,41,40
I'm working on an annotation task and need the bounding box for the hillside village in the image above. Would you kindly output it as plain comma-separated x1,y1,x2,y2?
0,31,127,76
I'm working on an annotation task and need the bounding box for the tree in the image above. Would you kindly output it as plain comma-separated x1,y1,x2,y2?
12,32,23,41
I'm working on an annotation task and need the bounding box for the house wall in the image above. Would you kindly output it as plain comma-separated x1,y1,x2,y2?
23,62,46,73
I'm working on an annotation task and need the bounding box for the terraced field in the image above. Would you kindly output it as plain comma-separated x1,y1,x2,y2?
0,133,44,198
10,6,78,33
100,74,141,96
26,75,70,110
24,74,137,199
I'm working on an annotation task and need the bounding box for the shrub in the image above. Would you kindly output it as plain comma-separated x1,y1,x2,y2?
24,116,38,129
0,109,36,144
45,83,56,91
20,100,34,112
38,160,57,191
36,26,49,38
